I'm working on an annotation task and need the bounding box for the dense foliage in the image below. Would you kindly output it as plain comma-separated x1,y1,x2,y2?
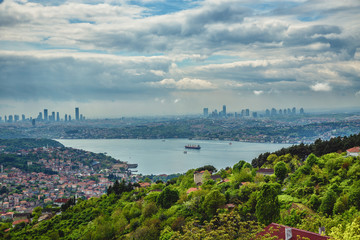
252,132,360,167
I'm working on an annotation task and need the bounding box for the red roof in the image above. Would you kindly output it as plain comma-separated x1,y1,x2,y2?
186,188,199,194
347,146,360,153
54,198,70,203
257,168,274,174
12,219,29,225
258,223,330,240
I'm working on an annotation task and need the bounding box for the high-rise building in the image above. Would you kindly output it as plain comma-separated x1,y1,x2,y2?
292,107,296,115
203,108,209,117
14,115,19,122
51,112,55,121
69,115,72,121
75,107,79,121
245,109,250,116
252,112,258,118
56,112,60,122
265,109,270,117
8,115,13,123
32,119,36,126
65,114,68,122
22,114,25,121
271,108,277,116
223,105,227,116
300,108,304,114
37,112,43,121
278,109,282,115
44,109,48,121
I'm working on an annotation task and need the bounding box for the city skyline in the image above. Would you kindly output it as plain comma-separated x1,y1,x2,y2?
0,0,360,117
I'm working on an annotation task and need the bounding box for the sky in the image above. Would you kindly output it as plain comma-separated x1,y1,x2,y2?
0,0,360,118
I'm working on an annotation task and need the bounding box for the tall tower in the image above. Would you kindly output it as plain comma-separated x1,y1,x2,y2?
44,109,48,121
223,105,227,116
56,112,60,122
75,107,79,121
203,108,209,117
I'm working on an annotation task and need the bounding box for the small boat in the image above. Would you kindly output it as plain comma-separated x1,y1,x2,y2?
184,151,187,154
185,144,201,150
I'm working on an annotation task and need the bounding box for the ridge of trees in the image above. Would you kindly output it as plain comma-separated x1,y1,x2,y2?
252,132,360,168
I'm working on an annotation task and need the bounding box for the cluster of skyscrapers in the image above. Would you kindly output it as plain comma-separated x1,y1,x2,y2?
203,105,304,118
0,107,85,124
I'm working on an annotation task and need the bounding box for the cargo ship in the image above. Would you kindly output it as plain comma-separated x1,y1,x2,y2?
185,144,201,150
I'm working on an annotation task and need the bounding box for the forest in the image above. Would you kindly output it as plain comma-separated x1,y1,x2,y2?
1,134,360,239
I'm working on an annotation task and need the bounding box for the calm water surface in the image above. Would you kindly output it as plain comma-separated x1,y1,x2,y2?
57,139,291,175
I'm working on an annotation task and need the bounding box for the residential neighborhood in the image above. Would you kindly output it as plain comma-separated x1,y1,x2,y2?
0,146,137,214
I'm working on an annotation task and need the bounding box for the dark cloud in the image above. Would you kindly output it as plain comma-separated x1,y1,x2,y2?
0,54,172,101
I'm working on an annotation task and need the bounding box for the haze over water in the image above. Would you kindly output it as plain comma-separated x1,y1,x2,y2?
57,139,290,175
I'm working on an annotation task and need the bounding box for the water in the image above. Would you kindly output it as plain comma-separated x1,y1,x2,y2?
57,139,291,175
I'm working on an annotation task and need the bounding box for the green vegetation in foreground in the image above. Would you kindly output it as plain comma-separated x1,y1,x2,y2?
3,135,360,239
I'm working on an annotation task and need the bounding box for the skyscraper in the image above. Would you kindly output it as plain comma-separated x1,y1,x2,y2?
56,112,60,122
51,112,55,121
203,108,209,117
44,109,48,121
37,112,43,121
75,107,79,121
65,114,68,122
223,105,226,116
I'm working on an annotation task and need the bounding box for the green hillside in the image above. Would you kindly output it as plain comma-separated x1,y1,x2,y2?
2,136,360,239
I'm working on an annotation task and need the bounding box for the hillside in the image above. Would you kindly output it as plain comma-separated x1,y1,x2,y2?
2,137,360,239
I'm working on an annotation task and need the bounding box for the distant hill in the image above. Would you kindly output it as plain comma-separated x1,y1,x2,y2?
0,138,64,152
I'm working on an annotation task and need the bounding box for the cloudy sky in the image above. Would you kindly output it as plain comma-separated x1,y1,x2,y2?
1,0,360,118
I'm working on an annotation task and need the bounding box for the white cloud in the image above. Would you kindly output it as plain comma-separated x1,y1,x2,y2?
253,90,264,95
310,82,332,92
150,78,216,90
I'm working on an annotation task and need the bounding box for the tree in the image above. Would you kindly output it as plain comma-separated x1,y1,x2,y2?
319,189,337,216
255,183,280,225
305,153,319,167
274,161,287,182
202,190,226,219
156,187,179,209
233,160,247,173
196,165,217,173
